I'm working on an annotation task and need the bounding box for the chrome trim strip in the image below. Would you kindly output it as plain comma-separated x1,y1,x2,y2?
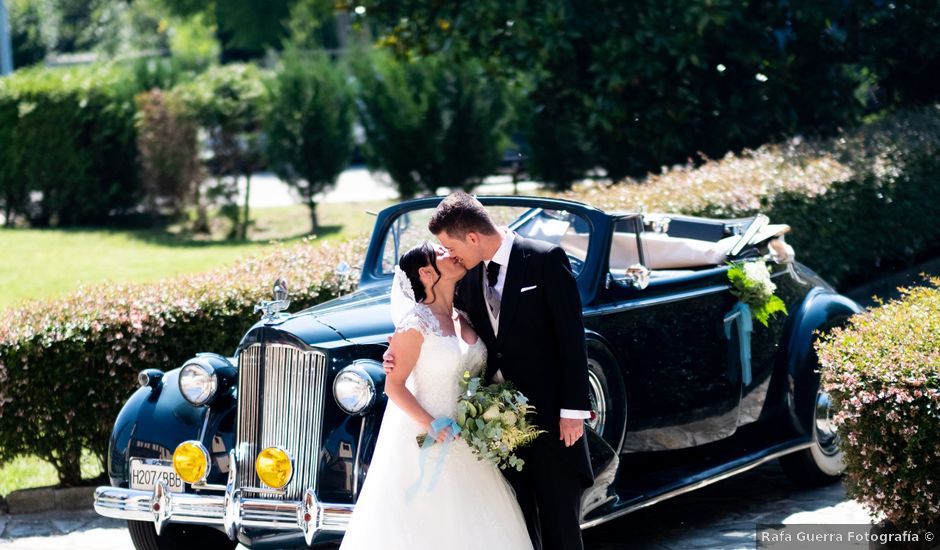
353,416,367,498
584,284,730,317
198,408,211,443
579,442,813,529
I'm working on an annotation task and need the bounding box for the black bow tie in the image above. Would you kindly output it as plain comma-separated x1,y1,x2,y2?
486,261,501,287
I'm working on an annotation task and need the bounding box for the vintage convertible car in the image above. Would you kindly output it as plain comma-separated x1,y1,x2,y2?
94,196,862,549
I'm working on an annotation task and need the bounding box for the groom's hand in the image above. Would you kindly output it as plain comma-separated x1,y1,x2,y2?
382,336,396,374
559,418,584,447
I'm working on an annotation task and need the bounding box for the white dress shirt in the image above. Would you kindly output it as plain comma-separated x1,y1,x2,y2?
484,229,591,421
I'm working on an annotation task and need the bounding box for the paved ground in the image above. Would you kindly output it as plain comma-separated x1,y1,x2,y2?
236,167,540,209
0,462,880,549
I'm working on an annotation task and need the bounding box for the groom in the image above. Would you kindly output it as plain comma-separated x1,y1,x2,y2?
430,192,593,550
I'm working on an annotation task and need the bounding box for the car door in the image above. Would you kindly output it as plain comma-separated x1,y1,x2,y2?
590,215,745,453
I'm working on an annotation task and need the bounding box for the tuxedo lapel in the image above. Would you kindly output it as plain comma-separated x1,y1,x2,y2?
495,237,527,346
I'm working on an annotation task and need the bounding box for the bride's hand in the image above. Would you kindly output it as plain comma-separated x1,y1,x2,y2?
382,336,396,374
432,425,456,444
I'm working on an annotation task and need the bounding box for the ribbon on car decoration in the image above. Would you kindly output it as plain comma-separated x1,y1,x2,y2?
723,301,753,386
406,417,462,501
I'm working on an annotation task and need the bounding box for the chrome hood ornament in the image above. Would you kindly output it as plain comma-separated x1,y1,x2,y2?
255,278,291,324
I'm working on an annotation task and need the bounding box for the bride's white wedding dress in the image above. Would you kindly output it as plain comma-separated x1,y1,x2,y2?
340,304,533,550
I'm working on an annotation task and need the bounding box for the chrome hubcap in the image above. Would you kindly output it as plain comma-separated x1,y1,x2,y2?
814,389,840,456
587,363,606,436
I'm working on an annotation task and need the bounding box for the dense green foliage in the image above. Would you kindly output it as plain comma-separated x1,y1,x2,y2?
561,106,940,289
0,64,140,226
817,281,940,530
0,239,364,485
352,51,510,198
351,0,940,188
265,51,355,232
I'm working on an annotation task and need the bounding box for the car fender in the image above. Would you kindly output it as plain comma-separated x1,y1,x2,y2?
782,287,862,435
107,368,233,487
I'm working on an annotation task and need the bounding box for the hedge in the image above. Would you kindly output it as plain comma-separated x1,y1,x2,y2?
0,64,141,227
0,238,364,486
816,280,940,531
559,106,940,289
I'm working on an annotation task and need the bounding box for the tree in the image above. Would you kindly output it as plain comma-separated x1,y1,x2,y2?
352,50,509,197
135,89,202,223
161,0,316,61
264,51,354,234
175,64,268,239
346,0,870,187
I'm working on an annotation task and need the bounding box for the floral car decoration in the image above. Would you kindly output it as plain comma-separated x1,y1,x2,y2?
93,196,861,549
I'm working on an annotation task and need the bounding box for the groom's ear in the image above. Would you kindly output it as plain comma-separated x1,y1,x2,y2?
465,231,479,246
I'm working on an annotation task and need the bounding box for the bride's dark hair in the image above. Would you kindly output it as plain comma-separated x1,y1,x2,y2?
398,242,441,304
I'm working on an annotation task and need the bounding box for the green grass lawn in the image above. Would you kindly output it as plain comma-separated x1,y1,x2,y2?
0,200,390,496
0,201,389,311
0,451,103,496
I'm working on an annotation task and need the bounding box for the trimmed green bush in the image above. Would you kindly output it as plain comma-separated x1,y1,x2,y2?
560,106,940,288
352,51,510,198
816,280,940,531
0,64,140,227
0,238,364,485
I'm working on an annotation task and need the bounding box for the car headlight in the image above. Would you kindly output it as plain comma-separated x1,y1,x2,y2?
173,441,210,484
256,447,293,489
179,362,218,405
333,363,379,415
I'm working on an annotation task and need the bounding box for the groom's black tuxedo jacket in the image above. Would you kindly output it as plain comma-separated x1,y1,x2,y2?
456,235,594,486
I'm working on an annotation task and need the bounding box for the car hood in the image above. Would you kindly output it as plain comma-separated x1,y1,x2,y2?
271,286,395,348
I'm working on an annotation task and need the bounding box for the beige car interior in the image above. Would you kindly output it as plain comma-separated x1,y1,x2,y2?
560,221,790,279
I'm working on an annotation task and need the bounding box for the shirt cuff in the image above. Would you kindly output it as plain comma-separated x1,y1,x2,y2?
492,369,505,383
560,409,592,420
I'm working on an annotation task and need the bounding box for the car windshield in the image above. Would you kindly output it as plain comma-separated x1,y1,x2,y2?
378,206,591,277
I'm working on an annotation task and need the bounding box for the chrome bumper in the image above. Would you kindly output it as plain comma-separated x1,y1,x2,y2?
94,482,353,546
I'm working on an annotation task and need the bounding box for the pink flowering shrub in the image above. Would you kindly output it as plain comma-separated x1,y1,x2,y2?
816,279,940,530
559,106,940,288
0,238,364,486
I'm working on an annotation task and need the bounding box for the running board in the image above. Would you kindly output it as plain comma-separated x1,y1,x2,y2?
580,439,813,529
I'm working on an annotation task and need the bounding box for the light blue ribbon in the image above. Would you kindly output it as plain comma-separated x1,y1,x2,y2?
723,301,753,386
405,417,461,501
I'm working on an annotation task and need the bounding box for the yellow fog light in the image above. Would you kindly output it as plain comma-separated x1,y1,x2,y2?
172,441,209,484
256,447,293,489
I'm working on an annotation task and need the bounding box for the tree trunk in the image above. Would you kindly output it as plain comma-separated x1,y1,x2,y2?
240,173,251,240
50,448,83,487
192,179,210,234
308,197,319,235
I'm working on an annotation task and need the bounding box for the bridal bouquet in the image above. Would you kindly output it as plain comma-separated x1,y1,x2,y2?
454,370,544,471
727,259,788,327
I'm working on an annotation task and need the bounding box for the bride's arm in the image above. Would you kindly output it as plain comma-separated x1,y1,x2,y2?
384,329,451,442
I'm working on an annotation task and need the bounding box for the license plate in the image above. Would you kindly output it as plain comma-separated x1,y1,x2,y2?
130,459,185,493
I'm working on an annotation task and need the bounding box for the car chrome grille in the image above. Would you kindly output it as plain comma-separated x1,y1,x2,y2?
236,343,327,500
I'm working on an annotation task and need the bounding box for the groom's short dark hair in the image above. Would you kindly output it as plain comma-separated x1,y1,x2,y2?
428,191,498,238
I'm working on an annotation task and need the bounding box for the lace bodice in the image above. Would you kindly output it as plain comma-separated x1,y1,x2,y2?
396,304,487,419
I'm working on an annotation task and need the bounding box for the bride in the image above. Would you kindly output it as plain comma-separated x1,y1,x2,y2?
340,242,533,550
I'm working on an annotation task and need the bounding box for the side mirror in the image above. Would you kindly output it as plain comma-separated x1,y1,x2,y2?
607,264,651,291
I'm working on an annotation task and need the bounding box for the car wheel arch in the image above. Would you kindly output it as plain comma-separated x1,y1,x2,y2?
584,332,628,454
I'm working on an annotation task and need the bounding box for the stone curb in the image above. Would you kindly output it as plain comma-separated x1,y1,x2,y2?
3,486,96,515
